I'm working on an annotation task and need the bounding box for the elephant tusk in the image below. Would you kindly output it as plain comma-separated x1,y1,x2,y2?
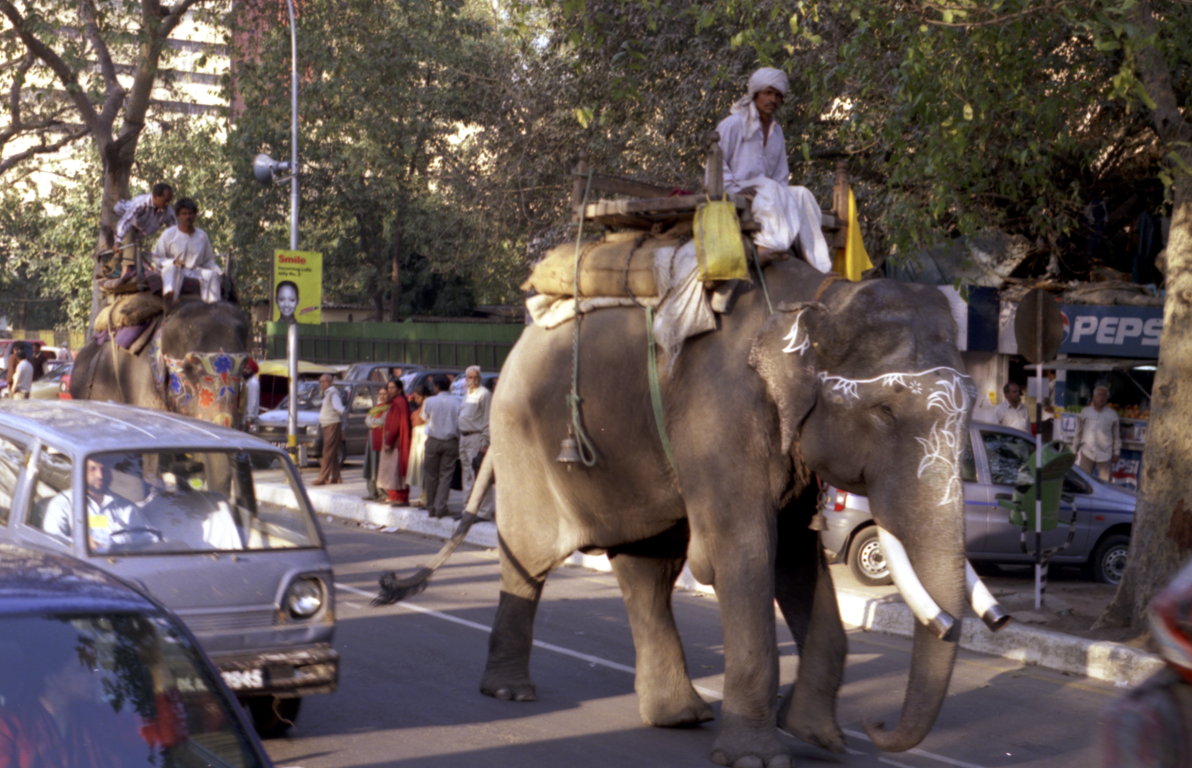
876,527,958,641
965,561,1011,632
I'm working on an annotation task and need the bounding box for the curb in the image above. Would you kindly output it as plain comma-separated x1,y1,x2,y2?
280,482,1163,689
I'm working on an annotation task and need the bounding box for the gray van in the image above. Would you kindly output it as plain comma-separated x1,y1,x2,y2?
0,400,337,735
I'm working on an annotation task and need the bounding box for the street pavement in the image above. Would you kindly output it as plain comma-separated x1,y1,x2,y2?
271,460,1163,689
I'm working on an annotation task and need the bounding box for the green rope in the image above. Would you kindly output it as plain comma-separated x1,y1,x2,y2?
644,306,681,489
567,169,599,467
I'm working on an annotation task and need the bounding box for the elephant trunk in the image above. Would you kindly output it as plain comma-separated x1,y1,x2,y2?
864,487,966,752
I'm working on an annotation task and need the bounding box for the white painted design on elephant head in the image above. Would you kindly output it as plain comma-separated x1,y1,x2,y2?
818,367,974,506
780,310,812,356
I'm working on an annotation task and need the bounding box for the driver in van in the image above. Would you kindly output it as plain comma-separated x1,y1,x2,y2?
41,457,150,553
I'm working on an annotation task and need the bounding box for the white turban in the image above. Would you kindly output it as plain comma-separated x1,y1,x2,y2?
729,67,790,138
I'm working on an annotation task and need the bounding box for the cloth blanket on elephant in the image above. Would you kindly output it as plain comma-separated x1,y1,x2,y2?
525,237,717,371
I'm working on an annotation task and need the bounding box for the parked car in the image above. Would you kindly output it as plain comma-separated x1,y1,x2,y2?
0,400,338,735
251,379,386,466
30,361,72,399
0,541,275,764
343,361,424,383
821,421,1136,587
401,368,460,398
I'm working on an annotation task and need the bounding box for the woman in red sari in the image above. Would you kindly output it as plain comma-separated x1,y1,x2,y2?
378,377,412,505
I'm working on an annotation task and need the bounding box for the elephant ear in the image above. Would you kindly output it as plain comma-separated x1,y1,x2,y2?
748,303,824,455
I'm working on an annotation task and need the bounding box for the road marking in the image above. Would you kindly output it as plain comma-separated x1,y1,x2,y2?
336,581,989,768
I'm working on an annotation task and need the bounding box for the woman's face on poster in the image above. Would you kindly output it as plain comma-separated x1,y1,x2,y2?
276,284,298,318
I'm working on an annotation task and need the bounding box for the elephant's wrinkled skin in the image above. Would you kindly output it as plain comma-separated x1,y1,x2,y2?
71,300,250,428
486,258,976,767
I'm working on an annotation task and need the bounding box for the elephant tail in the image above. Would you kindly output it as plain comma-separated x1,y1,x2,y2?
372,453,495,606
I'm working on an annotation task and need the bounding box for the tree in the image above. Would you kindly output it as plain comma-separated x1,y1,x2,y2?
0,0,214,294
227,0,515,318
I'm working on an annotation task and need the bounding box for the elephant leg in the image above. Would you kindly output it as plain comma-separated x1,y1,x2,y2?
685,493,789,766
481,588,542,702
480,513,569,702
608,525,713,727
774,487,846,753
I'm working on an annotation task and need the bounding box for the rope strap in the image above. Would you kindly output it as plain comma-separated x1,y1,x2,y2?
645,306,682,491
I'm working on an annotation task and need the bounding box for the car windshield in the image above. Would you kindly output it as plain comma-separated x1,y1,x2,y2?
29,449,321,555
0,613,266,767
274,380,321,411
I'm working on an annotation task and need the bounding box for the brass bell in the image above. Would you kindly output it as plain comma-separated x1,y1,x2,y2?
556,436,581,465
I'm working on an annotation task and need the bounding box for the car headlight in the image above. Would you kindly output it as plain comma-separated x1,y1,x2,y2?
285,577,325,619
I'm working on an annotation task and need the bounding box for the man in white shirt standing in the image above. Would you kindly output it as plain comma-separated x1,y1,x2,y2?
716,67,831,271
313,374,345,485
152,197,222,307
457,366,495,521
1074,385,1120,482
421,374,462,519
993,381,1030,432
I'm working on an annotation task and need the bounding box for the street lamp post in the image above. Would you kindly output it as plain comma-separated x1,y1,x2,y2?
252,0,301,464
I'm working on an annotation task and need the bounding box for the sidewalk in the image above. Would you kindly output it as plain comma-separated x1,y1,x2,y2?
280,464,1162,689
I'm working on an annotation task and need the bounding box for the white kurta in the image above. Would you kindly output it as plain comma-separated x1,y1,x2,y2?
716,104,831,272
153,225,222,302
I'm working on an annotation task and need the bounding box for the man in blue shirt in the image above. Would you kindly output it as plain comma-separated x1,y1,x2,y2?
421,374,461,519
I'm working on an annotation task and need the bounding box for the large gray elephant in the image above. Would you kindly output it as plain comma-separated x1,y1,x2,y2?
71,299,251,428
378,256,1007,767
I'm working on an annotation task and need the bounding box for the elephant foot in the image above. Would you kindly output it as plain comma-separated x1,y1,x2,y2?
709,725,792,768
480,671,537,702
778,689,845,753
639,687,713,728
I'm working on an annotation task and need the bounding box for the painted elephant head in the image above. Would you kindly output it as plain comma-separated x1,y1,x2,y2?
73,299,251,428
751,278,983,751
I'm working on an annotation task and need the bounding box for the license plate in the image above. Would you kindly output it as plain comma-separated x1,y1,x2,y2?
222,668,265,690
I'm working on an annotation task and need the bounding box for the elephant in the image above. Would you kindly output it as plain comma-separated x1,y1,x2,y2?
71,299,251,428
376,256,1009,767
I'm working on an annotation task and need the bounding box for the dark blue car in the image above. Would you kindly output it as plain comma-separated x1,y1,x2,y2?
0,542,274,766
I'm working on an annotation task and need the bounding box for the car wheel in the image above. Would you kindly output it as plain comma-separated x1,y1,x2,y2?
1090,534,1129,585
848,526,893,587
247,696,302,738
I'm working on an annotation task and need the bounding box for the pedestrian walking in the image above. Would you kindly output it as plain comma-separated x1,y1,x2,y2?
421,374,461,519
312,374,344,485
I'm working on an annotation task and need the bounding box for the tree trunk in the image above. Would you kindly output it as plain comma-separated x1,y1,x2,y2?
1096,0,1192,631
389,217,403,322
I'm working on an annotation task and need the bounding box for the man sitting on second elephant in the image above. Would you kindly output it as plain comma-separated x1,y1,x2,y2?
152,197,223,308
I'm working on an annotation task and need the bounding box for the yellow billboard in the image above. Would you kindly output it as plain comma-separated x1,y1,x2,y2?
272,250,323,324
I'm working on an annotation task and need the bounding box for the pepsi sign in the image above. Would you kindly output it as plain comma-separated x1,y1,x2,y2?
1059,304,1162,358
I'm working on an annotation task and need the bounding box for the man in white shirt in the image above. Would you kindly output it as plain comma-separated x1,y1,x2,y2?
152,197,222,306
113,182,176,279
313,374,345,485
716,67,831,272
421,374,462,519
993,382,1030,432
457,366,495,521
42,457,148,553
10,346,33,399
1074,385,1120,482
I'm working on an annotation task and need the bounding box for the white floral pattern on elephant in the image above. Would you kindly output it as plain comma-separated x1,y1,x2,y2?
818,367,974,506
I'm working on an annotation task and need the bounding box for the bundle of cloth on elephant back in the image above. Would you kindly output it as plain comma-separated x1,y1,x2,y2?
523,227,719,369
92,289,163,351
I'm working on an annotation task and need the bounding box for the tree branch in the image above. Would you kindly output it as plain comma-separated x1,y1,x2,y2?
80,0,126,132
0,0,100,136
917,1,1087,28
0,126,90,175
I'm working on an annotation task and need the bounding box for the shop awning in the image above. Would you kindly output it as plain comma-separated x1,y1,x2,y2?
1042,358,1157,371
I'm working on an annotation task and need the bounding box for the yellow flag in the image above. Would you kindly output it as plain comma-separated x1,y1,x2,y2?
832,188,873,281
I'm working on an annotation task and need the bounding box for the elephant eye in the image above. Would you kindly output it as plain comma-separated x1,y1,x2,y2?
872,403,896,425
